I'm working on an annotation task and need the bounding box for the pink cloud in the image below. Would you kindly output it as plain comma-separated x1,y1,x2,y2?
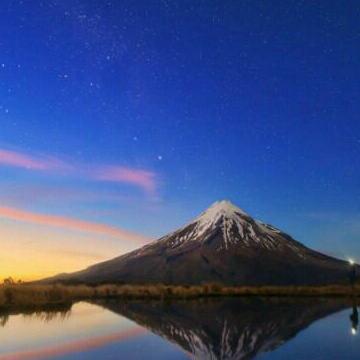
0,147,159,195
94,166,157,195
0,148,69,171
0,206,151,245
0,328,146,360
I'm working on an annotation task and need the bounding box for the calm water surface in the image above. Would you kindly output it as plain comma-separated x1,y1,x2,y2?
0,298,359,359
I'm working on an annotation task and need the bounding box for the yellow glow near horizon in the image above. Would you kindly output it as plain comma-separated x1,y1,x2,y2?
0,218,144,281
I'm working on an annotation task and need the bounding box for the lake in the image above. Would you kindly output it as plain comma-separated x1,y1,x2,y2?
0,298,359,359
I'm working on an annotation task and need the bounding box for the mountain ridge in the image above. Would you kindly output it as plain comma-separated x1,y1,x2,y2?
42,200,353,285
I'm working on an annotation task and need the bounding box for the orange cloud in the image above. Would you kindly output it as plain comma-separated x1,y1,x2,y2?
0,206,151,245
94,166,157,195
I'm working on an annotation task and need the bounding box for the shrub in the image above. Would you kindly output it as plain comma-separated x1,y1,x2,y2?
4,288,14,304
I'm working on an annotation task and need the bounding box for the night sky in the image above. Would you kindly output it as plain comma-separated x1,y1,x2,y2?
0,1,359,280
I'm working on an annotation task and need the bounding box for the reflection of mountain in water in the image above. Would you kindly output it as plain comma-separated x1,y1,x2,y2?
97,298,347,359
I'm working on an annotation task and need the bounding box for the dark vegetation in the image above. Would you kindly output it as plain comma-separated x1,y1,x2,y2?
1,280,360,311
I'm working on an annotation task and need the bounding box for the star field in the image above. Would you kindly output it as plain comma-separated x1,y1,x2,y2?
0,0,359,279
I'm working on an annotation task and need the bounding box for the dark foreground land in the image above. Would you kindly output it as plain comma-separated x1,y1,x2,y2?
1,283,360,311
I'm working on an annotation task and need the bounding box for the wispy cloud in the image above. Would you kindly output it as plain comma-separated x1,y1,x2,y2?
93,166,157,195
0,328,146,360
0,148,69,171
0,147,158,195
0,206,151,245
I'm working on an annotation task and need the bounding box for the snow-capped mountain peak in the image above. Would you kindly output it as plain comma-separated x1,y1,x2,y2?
196,200,249,221
160,200,283,251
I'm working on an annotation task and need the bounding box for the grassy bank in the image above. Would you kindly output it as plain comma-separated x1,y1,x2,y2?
0,283,359,310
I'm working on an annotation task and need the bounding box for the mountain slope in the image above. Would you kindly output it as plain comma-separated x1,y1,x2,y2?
46,200,352,285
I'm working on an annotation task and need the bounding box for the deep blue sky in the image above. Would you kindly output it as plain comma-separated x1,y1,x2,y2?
0,0,359,276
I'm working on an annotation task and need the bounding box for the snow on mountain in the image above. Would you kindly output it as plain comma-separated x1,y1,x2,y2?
158,200,305,253
42,199,352,286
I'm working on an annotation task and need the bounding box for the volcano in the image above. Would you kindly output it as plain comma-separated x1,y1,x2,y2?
47,200,352,285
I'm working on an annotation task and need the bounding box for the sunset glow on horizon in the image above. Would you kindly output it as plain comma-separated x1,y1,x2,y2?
0,190,153,281
0,216,150,281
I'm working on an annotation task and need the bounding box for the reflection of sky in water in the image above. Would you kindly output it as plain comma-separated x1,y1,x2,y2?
1,302,360,359
57,335,188,360
0,302,145,359
259,309,360,360
0,302,188,360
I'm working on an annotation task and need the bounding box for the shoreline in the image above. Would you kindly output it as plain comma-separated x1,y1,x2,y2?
1,283,360,311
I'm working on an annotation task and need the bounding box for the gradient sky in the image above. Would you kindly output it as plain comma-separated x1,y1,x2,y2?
0,1,359,280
